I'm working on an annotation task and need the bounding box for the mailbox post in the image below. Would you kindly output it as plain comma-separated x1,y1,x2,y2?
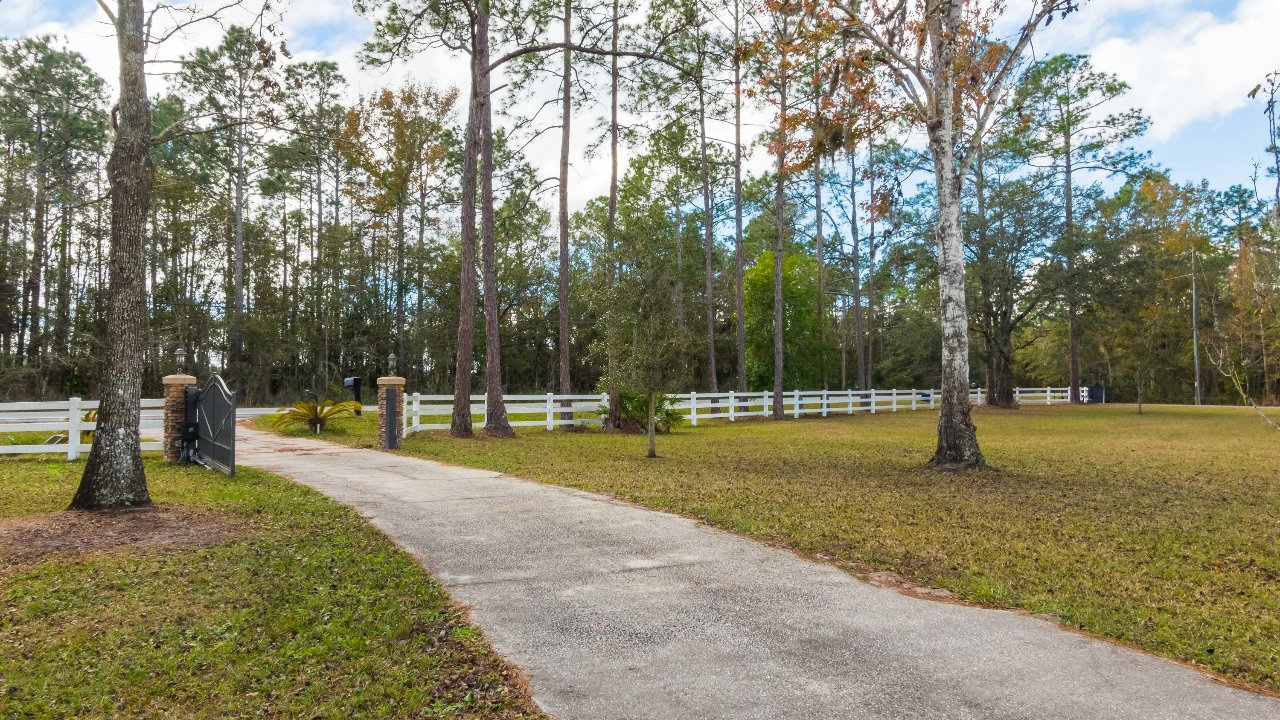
344,376,364,415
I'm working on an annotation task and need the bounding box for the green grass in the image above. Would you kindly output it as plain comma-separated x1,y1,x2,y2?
263,403,1280,692
0,457,546,719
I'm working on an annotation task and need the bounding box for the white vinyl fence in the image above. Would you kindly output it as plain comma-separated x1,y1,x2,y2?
401,387,1081,435
0,398,164,458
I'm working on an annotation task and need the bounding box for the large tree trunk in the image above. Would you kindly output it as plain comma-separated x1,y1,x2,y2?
733,4,746,393
697,65,718,393
814,152,825,388
450,49,482,437
395,199,406,364
849,149,866,390
231,116,246,384
1064,139,1081,403
26,120,45,370
477,6,513,438
772,50,788,420
927,0,983,466
605,0,621,429
71,0,153,510
558,0,572,418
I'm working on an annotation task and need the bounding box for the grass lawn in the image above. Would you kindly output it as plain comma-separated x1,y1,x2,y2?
263,403,1280,693
0,456,547,719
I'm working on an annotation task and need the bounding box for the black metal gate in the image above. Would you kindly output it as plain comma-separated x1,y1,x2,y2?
187,375,236,476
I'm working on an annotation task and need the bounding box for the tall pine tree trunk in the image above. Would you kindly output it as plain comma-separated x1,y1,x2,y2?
72,0,153,509
450,49,482,437
605,0,621,429
733,3,746,393
477,5,513,437
557,0,572,417
849,149,866,390
772,49,788,420
1065,140,1081,403
697,63,718,393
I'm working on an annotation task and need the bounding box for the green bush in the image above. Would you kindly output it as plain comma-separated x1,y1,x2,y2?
602,392,685,433
272,399,362,434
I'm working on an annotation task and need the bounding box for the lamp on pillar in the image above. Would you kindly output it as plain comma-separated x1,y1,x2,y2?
388,353,398,376
175,346,187,374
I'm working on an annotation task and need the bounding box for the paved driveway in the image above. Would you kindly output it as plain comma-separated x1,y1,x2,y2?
238,427,1280,720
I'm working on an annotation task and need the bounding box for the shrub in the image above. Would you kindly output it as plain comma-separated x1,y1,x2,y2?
602,392,685,434
272,400,362,434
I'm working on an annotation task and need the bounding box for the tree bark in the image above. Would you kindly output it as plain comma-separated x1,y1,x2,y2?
450,47,482,437
605,0,621,429
231,103,246,383
772,45,788,420
732,2,746,393
927,0,983,466
557,0,572,418
814,152,825,389
1064,133,1080,403
72,0,153,509
395,199,406,364
478,4,513,437
849,149,866,390
697,62,718,393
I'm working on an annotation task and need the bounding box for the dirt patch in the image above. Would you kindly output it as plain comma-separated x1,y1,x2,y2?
0,505,241,566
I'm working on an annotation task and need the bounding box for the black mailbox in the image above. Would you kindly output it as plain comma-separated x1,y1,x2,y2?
344,376,363,415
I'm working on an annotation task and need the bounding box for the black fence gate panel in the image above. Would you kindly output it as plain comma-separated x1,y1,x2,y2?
196,375,236,476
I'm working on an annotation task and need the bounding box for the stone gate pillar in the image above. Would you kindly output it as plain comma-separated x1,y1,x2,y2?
162,374,197,462
377,376,406,450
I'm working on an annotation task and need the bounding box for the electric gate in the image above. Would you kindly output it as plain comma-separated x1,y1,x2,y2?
184,375,236,476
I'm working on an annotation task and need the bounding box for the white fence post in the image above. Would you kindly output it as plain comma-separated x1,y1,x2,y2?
792,389,800,418
871,389,877,414
822,389,829,417
847,389,854,414
912,390,917,411
728,391,736,422
546,392,554,431
482,394,488,426
690,391,698,427
1014,387,1021,405
67,397,81,460
891,388,898,412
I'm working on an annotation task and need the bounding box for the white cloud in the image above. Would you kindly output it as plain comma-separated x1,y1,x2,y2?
1040,0,1279,143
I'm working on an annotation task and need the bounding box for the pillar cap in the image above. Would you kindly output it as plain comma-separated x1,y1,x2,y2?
162,374,197,385
377,376,406,387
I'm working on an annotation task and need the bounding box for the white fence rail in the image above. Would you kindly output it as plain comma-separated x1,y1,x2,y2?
0,398,164,459
402,387,1081,435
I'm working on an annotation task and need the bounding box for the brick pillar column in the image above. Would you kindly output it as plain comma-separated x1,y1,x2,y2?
377,376,406,449
162,374,197,462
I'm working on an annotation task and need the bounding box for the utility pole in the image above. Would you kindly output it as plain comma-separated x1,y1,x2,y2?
1191,247,1202,406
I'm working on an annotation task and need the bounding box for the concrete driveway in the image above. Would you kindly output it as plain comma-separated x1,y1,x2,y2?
237,427,1280,720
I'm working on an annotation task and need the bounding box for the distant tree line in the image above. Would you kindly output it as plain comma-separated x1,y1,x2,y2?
1,3,1277,426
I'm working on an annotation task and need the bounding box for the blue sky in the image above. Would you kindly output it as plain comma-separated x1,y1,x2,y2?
4,0,1277,200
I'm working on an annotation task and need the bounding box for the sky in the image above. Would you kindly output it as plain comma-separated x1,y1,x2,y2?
2,0,1278,208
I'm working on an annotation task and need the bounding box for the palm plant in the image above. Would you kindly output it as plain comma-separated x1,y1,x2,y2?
272,399,362,434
